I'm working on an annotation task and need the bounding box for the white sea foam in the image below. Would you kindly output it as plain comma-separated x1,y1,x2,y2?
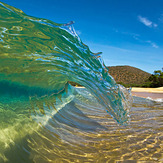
146,97,163,103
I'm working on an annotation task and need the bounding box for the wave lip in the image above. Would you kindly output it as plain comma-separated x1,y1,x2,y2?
0,2,132,124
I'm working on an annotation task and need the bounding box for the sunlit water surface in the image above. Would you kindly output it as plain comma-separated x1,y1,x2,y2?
0,2,163,163
0,87,163,163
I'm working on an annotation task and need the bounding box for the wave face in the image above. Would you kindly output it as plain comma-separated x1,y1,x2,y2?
0,2,132,124
0,2,134,162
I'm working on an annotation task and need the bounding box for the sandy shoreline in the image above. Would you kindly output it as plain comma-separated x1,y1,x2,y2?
131,87,163,99
75,86,163,99
131,87,163,93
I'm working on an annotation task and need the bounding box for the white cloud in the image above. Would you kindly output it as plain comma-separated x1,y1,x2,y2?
138,15,157,28
151,43,159,48
113,29,140,41
138,16,152,26
129,33,140,40
153,23,158,27
112,29,159,49
146,41,159,48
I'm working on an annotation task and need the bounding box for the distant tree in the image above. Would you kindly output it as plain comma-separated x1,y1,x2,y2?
147,70,163,87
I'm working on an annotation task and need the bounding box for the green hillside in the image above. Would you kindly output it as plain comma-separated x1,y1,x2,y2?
108,65,151,87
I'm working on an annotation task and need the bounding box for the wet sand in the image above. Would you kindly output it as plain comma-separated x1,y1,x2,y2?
131,92,163,99
131,87,163,99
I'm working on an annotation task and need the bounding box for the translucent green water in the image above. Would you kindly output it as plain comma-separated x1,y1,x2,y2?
1,2,162,163
0,2,132,124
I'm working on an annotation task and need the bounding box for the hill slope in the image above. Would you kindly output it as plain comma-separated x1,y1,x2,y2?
108,66,151,87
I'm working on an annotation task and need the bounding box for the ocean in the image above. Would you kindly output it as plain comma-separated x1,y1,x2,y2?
0,2,162,162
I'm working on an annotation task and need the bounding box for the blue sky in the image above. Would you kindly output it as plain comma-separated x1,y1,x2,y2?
1,0,163,73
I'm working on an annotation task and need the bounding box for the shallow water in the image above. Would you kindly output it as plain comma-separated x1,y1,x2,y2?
132,92,163,101
0,2,163,162
0,87,163,162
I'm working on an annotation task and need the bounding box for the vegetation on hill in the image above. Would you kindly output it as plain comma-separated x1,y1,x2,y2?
69,65,163,88
108,66,151,87
144,70,163,87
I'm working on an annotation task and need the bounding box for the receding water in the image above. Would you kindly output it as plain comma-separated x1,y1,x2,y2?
0,87,163,162
0,2,162,163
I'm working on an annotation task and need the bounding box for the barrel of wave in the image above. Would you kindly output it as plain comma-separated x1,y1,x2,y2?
0,2,132,125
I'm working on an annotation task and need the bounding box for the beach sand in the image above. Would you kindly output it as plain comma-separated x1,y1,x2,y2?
75,86,163,99
131,87,163,99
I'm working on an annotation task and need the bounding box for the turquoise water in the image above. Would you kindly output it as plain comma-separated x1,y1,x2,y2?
0,2,162,162
0,2,132,124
